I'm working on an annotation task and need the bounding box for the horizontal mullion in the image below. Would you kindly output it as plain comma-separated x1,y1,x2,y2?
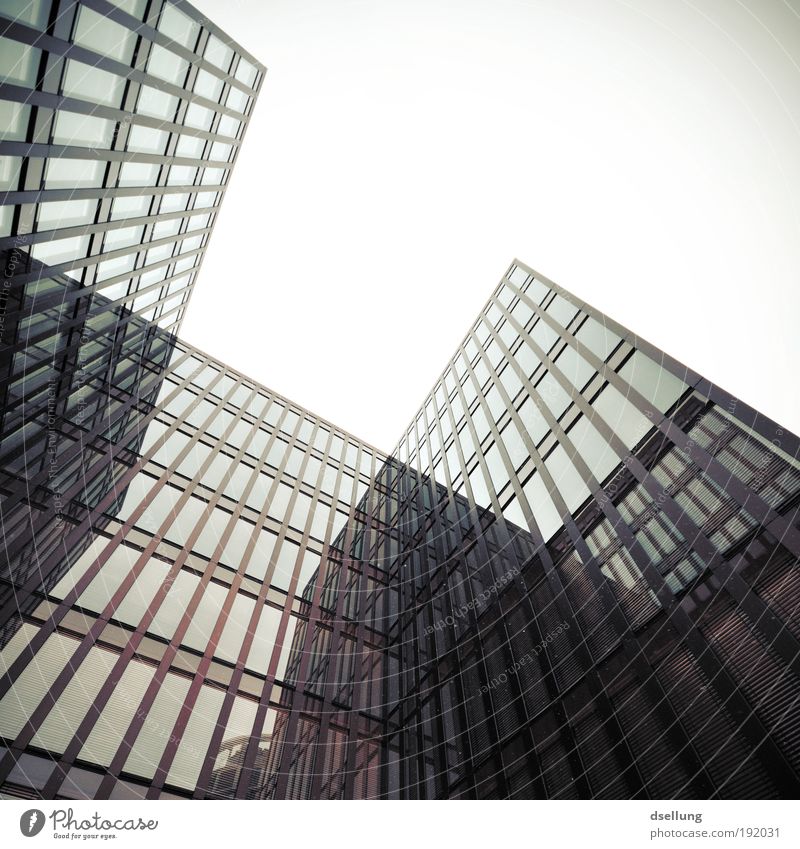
0,16,252,120
1,180,227,206
0,140,233,169
82,0,265,91
0,84,242,144
0,213,213,253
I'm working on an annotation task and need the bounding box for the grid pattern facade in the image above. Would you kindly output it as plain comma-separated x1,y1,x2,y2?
0,335,384,799
371,260,800,798
1,0,263,333
1,4,799,801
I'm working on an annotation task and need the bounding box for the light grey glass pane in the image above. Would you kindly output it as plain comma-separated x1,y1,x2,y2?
0,37,39,86
244,470,273,511
164,494,206,546
194,68,224,101
103,224,144,251
576,315,621,361
272,539,300,590
508,266,529,287
31,645,116,754
167,685,225,790
234,57,257,87
216,592,255,663
52,110,115,148
545,444,591,513
591,382,652,450
78,657,155,767
148,569,198,640
175,133,206,158
73,5,136,64
77,543,139,614
158,4,199,48
107,0,147,16
268,483,292,521
37,197,95,229
123,672,191,780
118,161,161,187
136,85,178,121
619,350,687,413
2,0,48,28
567,414,620,484
0,156,22,192
245,605,281,674
201,166,225,185
530,318,559,355
182,581,227,652
61,767,104,800
468,464,492,509
275,619,298,679
62,60,125,107
0,205,13,236
555,343,595,392
30,234,90,266
226,86,249,113
45,157,105,189
297,549,321,590
222,518,255,568
167,164,197,185
522,471,561,542
127,124,169,153
114,556,170,628
147,44,189,85
158,191,189,213
217,114,241,138
537,371,572,420
0,632,78,740
204,34,233,71
546,293,579,327
309,502,329,541
517,395,550,446
289,492,313,532
111,194,152,220
0,99,30,140
193,505,231,557
185,101,215,130
484,441,511,496
215,696,257,781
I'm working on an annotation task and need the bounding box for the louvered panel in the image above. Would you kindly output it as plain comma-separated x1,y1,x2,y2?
571,711,630,799
657,644,778,798
318,725,348,799
701,600,800,776
557,550,620,661
284,717,319,800
751,551,800,643
611,681,695,798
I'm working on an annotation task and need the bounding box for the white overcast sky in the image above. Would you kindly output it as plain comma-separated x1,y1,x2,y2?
182,0,800,451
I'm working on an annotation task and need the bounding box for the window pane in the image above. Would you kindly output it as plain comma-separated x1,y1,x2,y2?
73,5,136,64
62,60,125,107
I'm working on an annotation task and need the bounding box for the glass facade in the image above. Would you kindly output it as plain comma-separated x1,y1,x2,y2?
0,0,263,333
1,2,799,803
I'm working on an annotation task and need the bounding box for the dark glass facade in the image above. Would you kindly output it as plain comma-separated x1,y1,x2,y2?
1,1,799,804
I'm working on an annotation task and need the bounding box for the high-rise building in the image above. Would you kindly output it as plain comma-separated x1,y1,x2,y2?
1,0,263,334
1,2,799,803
